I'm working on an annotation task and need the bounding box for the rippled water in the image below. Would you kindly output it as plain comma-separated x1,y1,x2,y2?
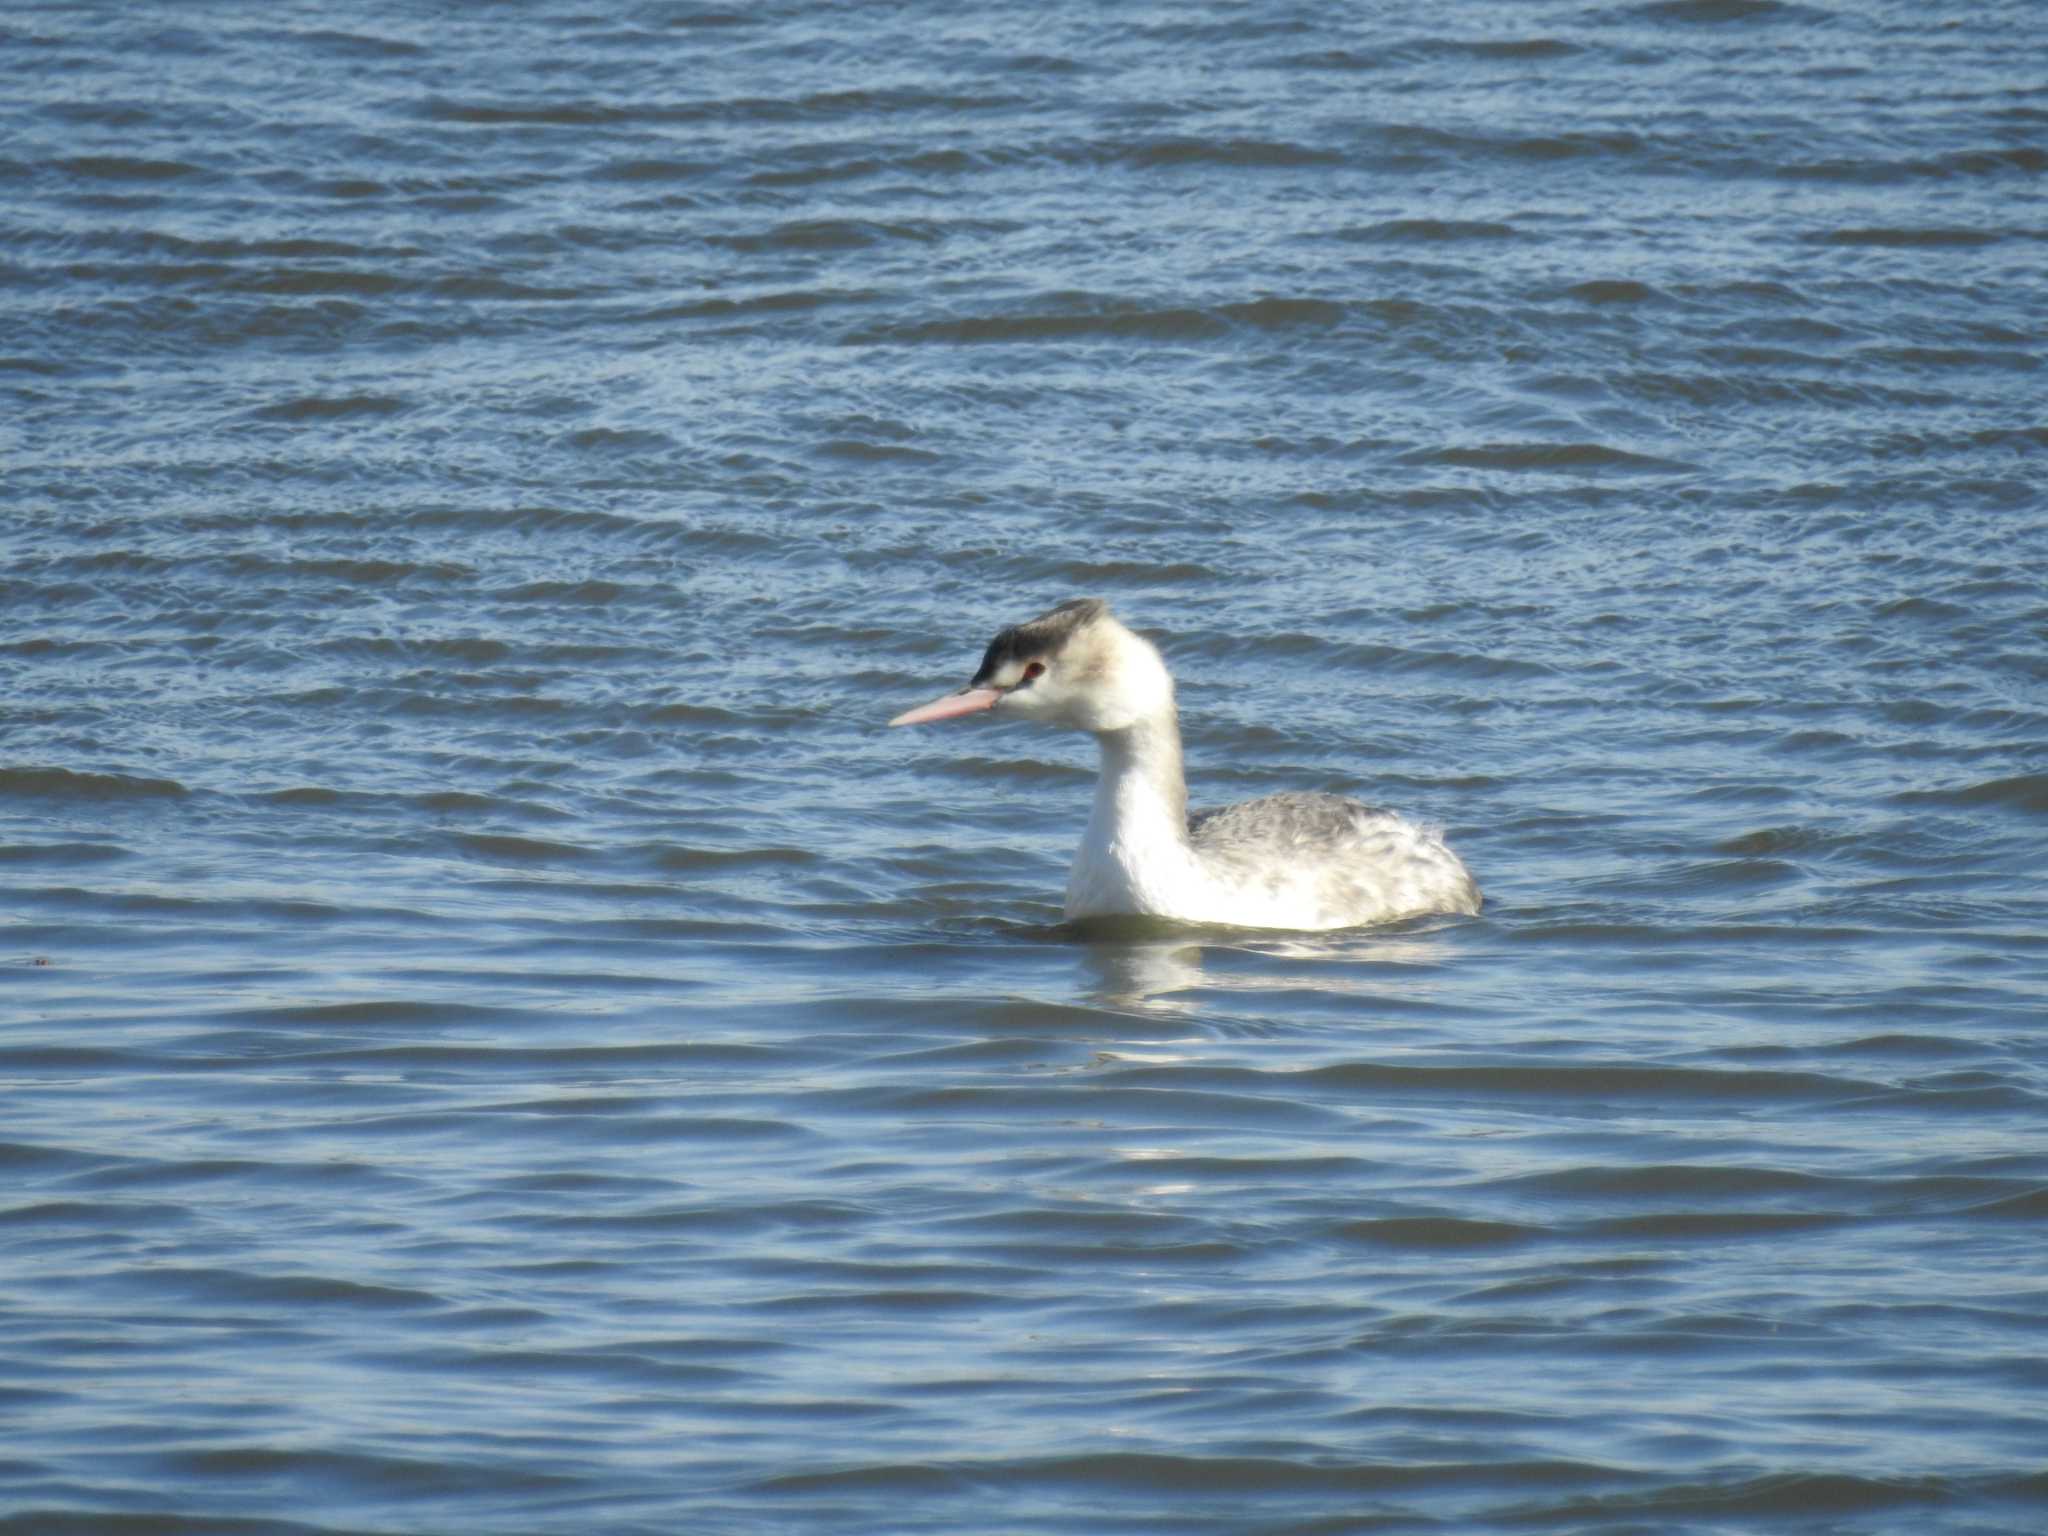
5,2,2047,1532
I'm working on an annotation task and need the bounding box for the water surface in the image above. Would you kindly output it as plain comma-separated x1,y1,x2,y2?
4,2,2046,1532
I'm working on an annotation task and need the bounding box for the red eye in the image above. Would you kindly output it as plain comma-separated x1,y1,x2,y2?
1023,661,1046,682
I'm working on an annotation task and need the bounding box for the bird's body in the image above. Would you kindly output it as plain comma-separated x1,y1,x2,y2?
890,599,1480,932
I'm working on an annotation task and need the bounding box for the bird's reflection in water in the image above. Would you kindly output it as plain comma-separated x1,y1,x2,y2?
1067,915,1462,1013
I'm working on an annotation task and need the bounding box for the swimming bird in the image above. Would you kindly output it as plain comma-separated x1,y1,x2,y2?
889,599,1481,931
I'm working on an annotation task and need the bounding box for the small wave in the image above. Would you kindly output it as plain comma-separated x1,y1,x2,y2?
1535,1469,1958,1526
57,155,202,181
1894,774,2048,816
237,267,405,296
561,427,675,453
1964,1188,2048,1220
854,294,1346,347
1589,1210,1846,1240
225,999,512,1031
1712,824,1845,857
0,766,187,801
638,287,884,325
1565,279,1666,305
0,841,130,865
710,218,945,253
1129,137,1344,170
1334,1216,1540,1249
1403,442,1692,474
291,27,426,59
1372,123,1645,163
1031,557,1220,586
1219,296,1344,328
757,1451,1642,1499
1634,0,1820,22
657,846,820,870
249,393,406,421
860,305,1228,345
814,438,943,464
1314,37,1582,65
594,156,713,183
1805,226,2008,249
1306,1060,1874,1105
124,1265,442,1311
0,1199,189,1230
1860,345,2039,373
452,832,590,865
1336,218,1519,242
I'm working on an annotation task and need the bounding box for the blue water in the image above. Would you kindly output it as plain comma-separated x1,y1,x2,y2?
4,2,2046,1532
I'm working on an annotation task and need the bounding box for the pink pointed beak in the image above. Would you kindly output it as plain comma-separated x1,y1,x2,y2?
888,686,1001,727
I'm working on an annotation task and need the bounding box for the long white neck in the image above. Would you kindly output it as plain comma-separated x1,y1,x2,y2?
1067,707,1197,921
1087,712,1189,843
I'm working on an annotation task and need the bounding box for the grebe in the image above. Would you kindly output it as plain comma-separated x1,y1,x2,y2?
890,598,1481,931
